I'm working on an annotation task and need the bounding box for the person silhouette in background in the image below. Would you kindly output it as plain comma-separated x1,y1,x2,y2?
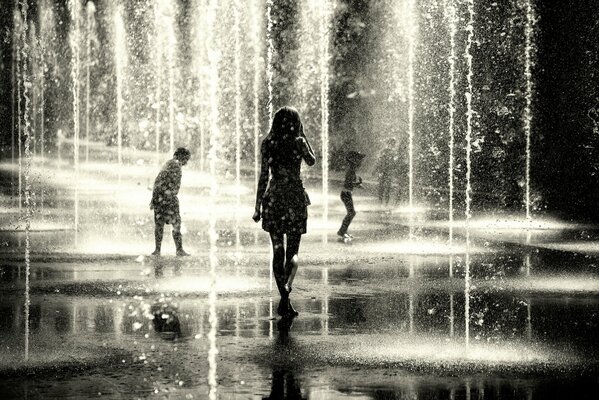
253,107,316,318
337,150,366,241
376,137,398,207
150,147,191,257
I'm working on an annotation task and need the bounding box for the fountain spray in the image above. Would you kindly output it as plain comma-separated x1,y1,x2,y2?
11,11,18,201
266,0,274,122
114,4,126,186
266,0,274,290
153,0,163,166
234,0,242,247
166,3,176,155
446,0,457,249
252,0,262,193
29,22,38,158
69,0,81,236
319,0,331,237
85,2,97,164
16,9,23,211
19,0,32,361
206,1,220,398
464,0,476,348
524,0,535,221
446,0,458,278
406,0,417,210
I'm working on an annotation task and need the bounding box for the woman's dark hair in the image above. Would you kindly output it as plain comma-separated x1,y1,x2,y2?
264,107,304,167
270,106,303,138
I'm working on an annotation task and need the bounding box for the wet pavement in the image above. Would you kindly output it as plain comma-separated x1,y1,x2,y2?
1,241,599,399
2,163,599,398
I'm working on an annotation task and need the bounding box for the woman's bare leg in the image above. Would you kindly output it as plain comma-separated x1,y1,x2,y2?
269,232,286,297
285,234,302,290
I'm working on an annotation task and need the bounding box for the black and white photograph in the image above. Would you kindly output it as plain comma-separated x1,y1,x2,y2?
0,0,598,398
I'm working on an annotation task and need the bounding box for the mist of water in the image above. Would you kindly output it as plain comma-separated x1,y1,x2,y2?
166,6,176,155
464,0,476,349
15,9,23,211
234,0,242,247
85,2,97,164
524,0,535,221
266,0,274,291
251,0,262,193
18,0,33,361
319,0,331,236
446,0,458,247
266,0,274,122
405,0,417,210
69,0,81,236
114,4,127,187
153,1,162,166
206,0,220,397
11,10,19,205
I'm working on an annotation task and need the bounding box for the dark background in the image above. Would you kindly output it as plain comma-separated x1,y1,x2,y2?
1,0,597,221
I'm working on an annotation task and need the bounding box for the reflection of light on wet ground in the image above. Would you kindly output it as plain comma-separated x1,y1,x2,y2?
392,205,428,215
0,220,74,232
358,239,485,255
315,335,579,367
77,239,149,255
533,241,599,255
421,216,591,232
502,275,599,293
155,276,261,294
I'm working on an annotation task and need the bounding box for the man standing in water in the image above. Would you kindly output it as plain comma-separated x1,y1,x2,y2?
150,147,191,256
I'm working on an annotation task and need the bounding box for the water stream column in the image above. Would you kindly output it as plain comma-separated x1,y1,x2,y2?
11,11,18,203
19,0,32,361
114,3,127,227
524,0,535,221
319,0,331,239
252,0,262,194
406,0,417,210
234,0,242,248
266,0,274,291
446,0,457,250
206,1,220,398
85,2,96,164
16,9,23,211
69,0,81,238
464,0,476,349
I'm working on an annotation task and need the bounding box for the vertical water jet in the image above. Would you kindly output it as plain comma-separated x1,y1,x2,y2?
16,9,23,211
266,0,274,291
19,0,32,361
464,0,476,349
446,0,457,248
206,1,220,398
166,5,176,155
251,0,262,193
114,3,127,186
85,2,97,164
319,0,331,237
524,0,535,221
406,0,417,210
266,0,274,122
234,0,242,247
11,10,18,201
153,0,163,166
69,0,82,236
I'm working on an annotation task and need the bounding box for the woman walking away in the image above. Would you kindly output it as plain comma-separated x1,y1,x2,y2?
337,150,365,240
253,107,316,318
